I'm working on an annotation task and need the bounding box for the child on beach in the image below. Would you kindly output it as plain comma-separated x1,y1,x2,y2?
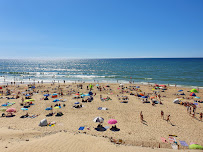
200,113,202,121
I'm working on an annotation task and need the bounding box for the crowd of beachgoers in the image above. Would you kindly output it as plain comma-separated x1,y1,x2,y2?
0,81,202,151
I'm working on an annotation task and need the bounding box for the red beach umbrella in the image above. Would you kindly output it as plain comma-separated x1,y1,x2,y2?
160,85,166,87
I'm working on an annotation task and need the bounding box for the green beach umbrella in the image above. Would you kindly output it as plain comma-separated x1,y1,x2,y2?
189,144,203,150
190,89,198,93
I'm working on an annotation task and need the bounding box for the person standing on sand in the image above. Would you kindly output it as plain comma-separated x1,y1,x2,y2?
200,113,202,121
140,111,143,123
166,115,170,122
161,110,164,119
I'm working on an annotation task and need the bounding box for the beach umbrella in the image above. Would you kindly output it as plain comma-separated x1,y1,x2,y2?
45,107,52,110
24,100,31,102
74,102,80,104
6,108,16,113
75,93,80,96
189,144,203,150
93,117,104,123
53,93,58,95
141,96,147,98
21,108,28,111
0,107,7,112
195,97,200,99
0,87,2,89
25,94,30,97
160,85,166,87
108,119,117,124
28,99,35,101
190,92,196,96
178,90,183,92
136,86,140,88
150,96,155,99
54,106,61,109
44,94,50,97
139,93,144,96
53,99,60,102
190,89,198,93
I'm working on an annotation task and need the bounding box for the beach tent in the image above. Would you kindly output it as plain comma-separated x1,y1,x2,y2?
190,92,196,96
190,89,198,93
173,99,180,104
52,93,58,98
39,119,48,126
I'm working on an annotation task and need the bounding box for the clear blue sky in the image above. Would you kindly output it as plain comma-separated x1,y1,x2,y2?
0,0,202,58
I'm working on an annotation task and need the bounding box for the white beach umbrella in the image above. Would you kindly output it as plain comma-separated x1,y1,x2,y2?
93,117,104,123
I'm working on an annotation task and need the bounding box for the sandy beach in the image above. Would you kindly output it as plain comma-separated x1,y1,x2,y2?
0,82,202,152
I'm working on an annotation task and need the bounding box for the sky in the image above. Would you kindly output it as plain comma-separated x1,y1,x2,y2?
0,0,202,58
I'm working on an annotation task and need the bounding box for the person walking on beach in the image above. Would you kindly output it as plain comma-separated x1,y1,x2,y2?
161,110,164,119
140,111,143,123
166,115,170,123
200,112,202,121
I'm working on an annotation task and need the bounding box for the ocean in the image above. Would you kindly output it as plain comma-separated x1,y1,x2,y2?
0,58,202,87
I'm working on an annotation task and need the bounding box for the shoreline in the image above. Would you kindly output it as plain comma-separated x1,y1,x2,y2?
0,80,202,89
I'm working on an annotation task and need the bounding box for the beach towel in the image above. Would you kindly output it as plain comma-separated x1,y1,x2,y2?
168,137,176,143
98,107,108,110
179,140,188,147
78,126,85,130
161,137,167,143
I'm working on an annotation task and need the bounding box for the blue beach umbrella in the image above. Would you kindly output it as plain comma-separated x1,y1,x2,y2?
195,97,200,99
25,94,30,97
44,94,50,97
136,86,140,88
53,99,60,102
45,107,52,110
178,90,183,92
74,102,80,104
141,96,147,98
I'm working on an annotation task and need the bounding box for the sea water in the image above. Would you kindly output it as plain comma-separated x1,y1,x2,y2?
0,58,202,87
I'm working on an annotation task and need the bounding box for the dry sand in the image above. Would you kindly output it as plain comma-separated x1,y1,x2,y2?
0,82,202,152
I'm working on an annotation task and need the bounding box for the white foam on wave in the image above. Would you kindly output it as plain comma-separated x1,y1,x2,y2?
67,75,105,79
